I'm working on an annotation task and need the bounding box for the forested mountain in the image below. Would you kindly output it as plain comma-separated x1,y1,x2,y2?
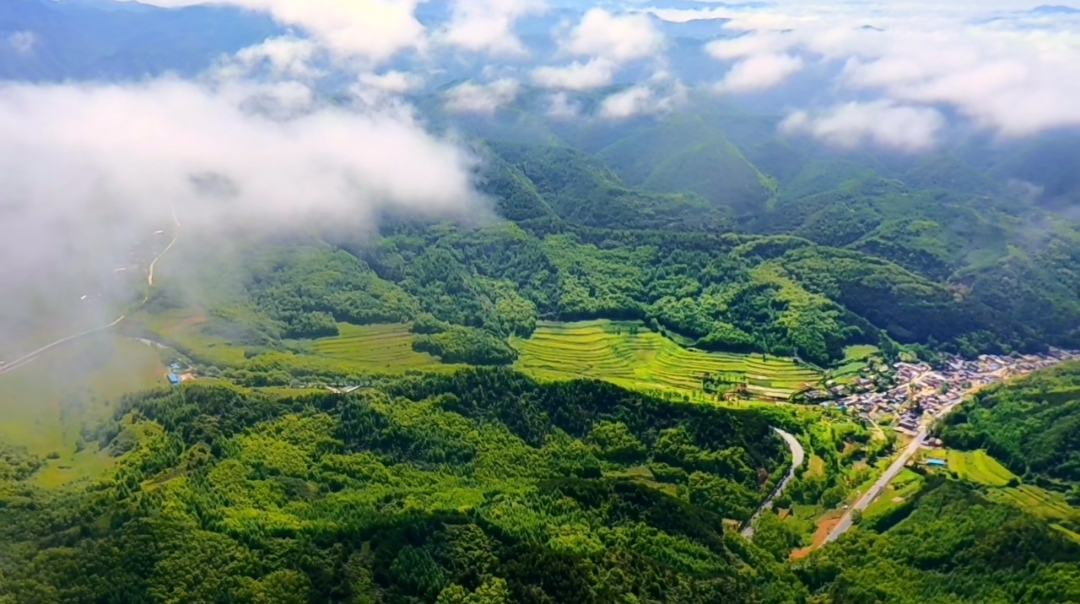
798,479,1080,603
942,361,1080,497
4,2,1080,601
147,187,1077,378
4,371,1079,603
0,371,807,603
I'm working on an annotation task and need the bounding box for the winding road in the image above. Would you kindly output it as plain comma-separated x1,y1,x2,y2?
742,427,805,540
0,210,180,378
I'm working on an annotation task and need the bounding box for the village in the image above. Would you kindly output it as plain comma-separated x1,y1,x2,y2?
808,348,1080,434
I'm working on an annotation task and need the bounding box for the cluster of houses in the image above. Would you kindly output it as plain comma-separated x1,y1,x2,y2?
817,348,1080,434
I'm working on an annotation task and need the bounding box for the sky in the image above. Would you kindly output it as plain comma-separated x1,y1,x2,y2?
1,0,1079,350
85,0,1080,146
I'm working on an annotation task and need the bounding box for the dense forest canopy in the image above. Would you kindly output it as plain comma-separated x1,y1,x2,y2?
0,371,807,603
942,362,1080,495
3,371,1079,603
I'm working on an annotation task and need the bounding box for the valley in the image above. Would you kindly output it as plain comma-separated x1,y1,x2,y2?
2,0,1080,600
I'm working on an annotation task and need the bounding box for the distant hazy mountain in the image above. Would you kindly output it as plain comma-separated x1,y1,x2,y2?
0,0,281,81
1029,5,1080,15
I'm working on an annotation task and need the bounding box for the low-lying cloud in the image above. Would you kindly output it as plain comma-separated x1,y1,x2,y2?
439,0,546,55
532,58,616,90
562,8,666,63
716,53,803,93
675,1,1080,144
0,71,485,350
1,77,480,229
443,78,521,113
599,80,685,120
781,101,946,152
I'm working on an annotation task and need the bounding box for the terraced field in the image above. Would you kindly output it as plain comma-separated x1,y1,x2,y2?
511,320,820,400
313,323,444,372
947,449,1017,487
990,484,1078,521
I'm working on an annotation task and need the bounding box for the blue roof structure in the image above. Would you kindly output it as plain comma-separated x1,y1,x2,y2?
167,373,181,386
927,458,947,467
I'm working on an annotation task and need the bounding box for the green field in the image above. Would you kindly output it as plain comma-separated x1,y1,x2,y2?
843,345,879,362
511,320,820,400
0,334,166,486
313,323,446,372
133,308,247,367
947,449,1018,487
989,484,1078,522
864,469,925,521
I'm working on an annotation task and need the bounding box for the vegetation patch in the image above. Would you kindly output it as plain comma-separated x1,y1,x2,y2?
843,345,880,361
0,334,165,485
0,369,807,603
511,320,819,401
989,484,1078,522
946,449,1017,487
313,323,442,371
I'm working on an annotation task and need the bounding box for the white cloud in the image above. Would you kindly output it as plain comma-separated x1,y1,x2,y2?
706,31,797,60
228,36,321,78
0,73,483,341
121,0,425,63
439,0,545,55
600,86,654,120
7,31,38,56
563,8,665,63
350,70,423,107
443,79,520,114
682,2,1080,139
716,53,803,93
835,28,1080,137
531,58,616,90
780,101,946,152
599,82,685,120
0,76,480,241
357,70,423,94
546,92,579,119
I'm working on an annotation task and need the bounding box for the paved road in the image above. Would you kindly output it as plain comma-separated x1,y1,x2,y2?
824,424,927,543
742,428,806,540
824,397,966,543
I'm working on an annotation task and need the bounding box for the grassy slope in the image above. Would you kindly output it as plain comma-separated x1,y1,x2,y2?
511,319,819,400
312,323,444,372
0,334,165,486
919,448,1079,530
946,449,1017,487
595,115,774,215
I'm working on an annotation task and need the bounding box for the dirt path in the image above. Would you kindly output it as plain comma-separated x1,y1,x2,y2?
0,314,125,376
791,513,843,560
0,208,180,378
147,206,181,289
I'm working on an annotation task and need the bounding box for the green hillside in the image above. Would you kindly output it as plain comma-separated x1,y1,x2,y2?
942,361,1080,494
489,142,734,232
595,116,775,215
0,371,807,603
800,480,1080,603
